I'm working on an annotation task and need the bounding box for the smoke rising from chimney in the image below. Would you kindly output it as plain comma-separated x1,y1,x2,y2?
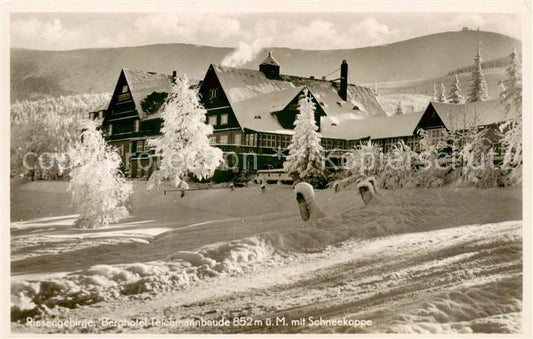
221,37,273,67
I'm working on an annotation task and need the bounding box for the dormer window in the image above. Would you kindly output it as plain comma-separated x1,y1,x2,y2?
122,85,128,93
254,115,262,119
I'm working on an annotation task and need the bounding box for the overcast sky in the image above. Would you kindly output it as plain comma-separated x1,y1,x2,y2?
10,12,521,51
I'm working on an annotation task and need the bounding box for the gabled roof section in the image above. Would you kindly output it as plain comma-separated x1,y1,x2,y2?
260,51,280,66
430,100,507,130
280,75,387,117
322,111,425,140
122,68,173,119
231,86,306,133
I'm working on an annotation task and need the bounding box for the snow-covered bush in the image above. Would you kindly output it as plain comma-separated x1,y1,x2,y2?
283,89,324,182
451,123,496,188
415,128,452,187
67,121,133,228
498,48,522,185
334,140,383,190
10,93,110,179
148,77,223,190
380,141,416,189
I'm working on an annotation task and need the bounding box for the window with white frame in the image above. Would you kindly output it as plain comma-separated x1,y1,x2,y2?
209,88,219,99
208,115,217,126
322,139,333,150
109,124,113,135
426,128,447,146
220,113,229,125
134,120,140,133
405,136,420,152
245,133,257,146
384,138,399,153
209,136,217,144
122,85,128,93
136,140,144,153
281,135,291,148
233,133,241,145
219,135,228,144
261,134,277,148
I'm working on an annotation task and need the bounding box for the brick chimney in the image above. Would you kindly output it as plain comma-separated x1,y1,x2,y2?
339,60,348,101
172,70,177,84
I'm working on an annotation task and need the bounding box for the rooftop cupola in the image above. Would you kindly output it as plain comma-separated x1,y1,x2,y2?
259,51,280,79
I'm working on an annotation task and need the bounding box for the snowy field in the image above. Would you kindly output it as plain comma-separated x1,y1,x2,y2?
10,180,522,334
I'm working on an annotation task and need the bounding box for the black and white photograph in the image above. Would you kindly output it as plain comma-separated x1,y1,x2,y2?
1,1,531,336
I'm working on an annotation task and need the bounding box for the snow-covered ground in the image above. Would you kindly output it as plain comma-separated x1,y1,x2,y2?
10,181,522,334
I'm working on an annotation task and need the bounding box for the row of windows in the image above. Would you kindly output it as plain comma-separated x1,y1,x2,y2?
209,133,242,145
322,139,346,150
208,113,229,126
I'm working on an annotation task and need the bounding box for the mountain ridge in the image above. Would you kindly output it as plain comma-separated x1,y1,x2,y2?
11,30,520,102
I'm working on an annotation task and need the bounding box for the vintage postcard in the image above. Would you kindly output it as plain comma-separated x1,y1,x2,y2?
1,1,531,336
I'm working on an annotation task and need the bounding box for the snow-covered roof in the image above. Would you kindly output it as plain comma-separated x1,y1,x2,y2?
260,51,280,66
122,68,173,119
321,111,425,140
212,64,295,103
231,86,305,133
211,63,387,135
430,100,507,130
282,76,387,118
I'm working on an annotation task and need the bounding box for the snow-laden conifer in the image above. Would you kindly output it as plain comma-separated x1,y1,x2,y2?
67,121,133,228
394,101,403,115
283,89,324,182
148,77,223,190
499,48,522,184
447,74,465,104
467,47,491,102
436,82,448,103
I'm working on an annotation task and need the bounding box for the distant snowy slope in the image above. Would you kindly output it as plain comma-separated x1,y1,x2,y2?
11,30,520,101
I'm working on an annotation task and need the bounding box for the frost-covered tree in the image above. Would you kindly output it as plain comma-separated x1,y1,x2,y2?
10,93,110,179
381,141,416,189
448,109,496,187
394,101,403,115
500,47,522,117
415,128,451,187
436,82,448,103
467,47,491,102
373,83,379,97
68,121,133,228
344,140,383,177
499,48,522,184
284,89,324,182
148,77,223,189
447,75,465,104
433,83,438,101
